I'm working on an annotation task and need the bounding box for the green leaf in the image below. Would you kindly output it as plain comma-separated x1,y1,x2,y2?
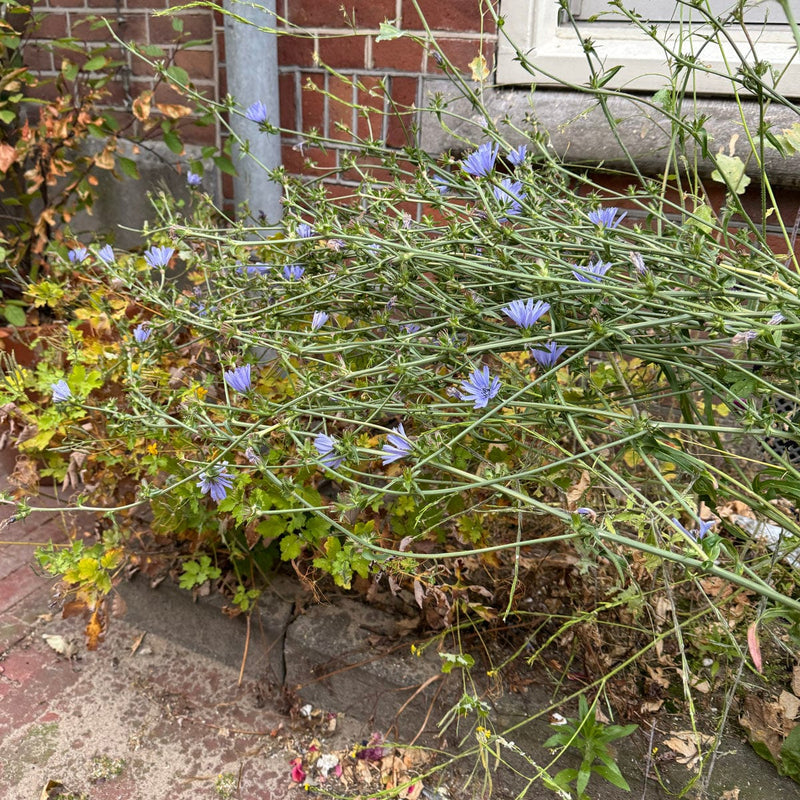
165,65,190,86
83,55,108,72
592,762,631,790
116,156,140,179
139,44,166,58
375,20,402,41
213,155,237,176
780,723,800,782
279,533,302,561
576,763,592,797
439,652,475,674
688,202,715,234
61,60,79,82
0,109,15,124
710,153,751,194
162,128,184,154
2,304,26,327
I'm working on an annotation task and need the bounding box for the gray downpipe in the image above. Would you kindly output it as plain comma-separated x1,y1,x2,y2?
223,0,283,226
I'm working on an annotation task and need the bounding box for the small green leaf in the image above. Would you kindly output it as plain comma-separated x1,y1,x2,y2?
165,65,190,86
375,20,402,41
61,60,79,82
2,304,26,327
213,155,237,176
439,652,475,674
710,153,751,194
139,44,166,58
116,156,140,179
280,534,302,561
83,55,108,72
780,723,800,781
162,128,184,154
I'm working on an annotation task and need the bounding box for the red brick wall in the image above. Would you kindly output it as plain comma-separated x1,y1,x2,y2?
275,0,498,191
22,0,499,194
20,0,221,147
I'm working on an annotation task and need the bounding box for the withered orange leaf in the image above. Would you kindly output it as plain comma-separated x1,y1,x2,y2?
85,608,105,651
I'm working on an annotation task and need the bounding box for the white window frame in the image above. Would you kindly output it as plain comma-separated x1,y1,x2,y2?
496,0,800,95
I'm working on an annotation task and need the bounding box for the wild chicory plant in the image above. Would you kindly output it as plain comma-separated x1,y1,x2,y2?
314,433,344,470
51,380,72,403
68,247,88,264
672,516,716,541
502,299,550,329
283,264,305,280
311,311,329,330
588,206,627,229
572,259,611,283
297,223,315,238
144,246,175,269
244,100,268,123
381,424,413,465
97,244,115,264
224,364,252,394
461,142,499,177
531,342,568,368
133,323,151,343
432,174,450,194
197,462,234,503
508,144,527,166
460,366,501,409
492,178,525,218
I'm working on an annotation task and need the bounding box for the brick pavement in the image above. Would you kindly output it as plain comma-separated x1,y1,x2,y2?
0,449,309,799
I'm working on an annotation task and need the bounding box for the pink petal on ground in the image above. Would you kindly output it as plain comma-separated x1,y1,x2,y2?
290,758,306,783
748,622,763,673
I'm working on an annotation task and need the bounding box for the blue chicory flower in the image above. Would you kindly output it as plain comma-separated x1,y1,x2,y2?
502,298,550,328
531,342,568,368
187,170,202,186
311,311,329,330
461,142,499,177
732,330,757,344
245,263,271,276
197,462,234,503
672,516,716,541
69,247,88,264
768,312,786,325
144,245,175,269
314,433,344,470
630,251,647,275
283,264,305,280
97,244,115,264
224,364,252,394
492,178,525,218
507,144,527,166
572,259,611,283
432,174,450,194
297,223,315,238
51,380,72,403
245,100,268,123
133,323,151,343
460,365,501,409
403,323,422,334
381,423,413,465
588,206,627,230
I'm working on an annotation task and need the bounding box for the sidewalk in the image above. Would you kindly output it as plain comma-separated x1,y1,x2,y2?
0,452,303,798
2,445,800,799
0,449,445,800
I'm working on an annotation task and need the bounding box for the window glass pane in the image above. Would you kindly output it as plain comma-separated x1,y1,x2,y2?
566,0,800,25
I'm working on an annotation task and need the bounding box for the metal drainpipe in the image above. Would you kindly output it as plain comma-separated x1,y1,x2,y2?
223,0,283,227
